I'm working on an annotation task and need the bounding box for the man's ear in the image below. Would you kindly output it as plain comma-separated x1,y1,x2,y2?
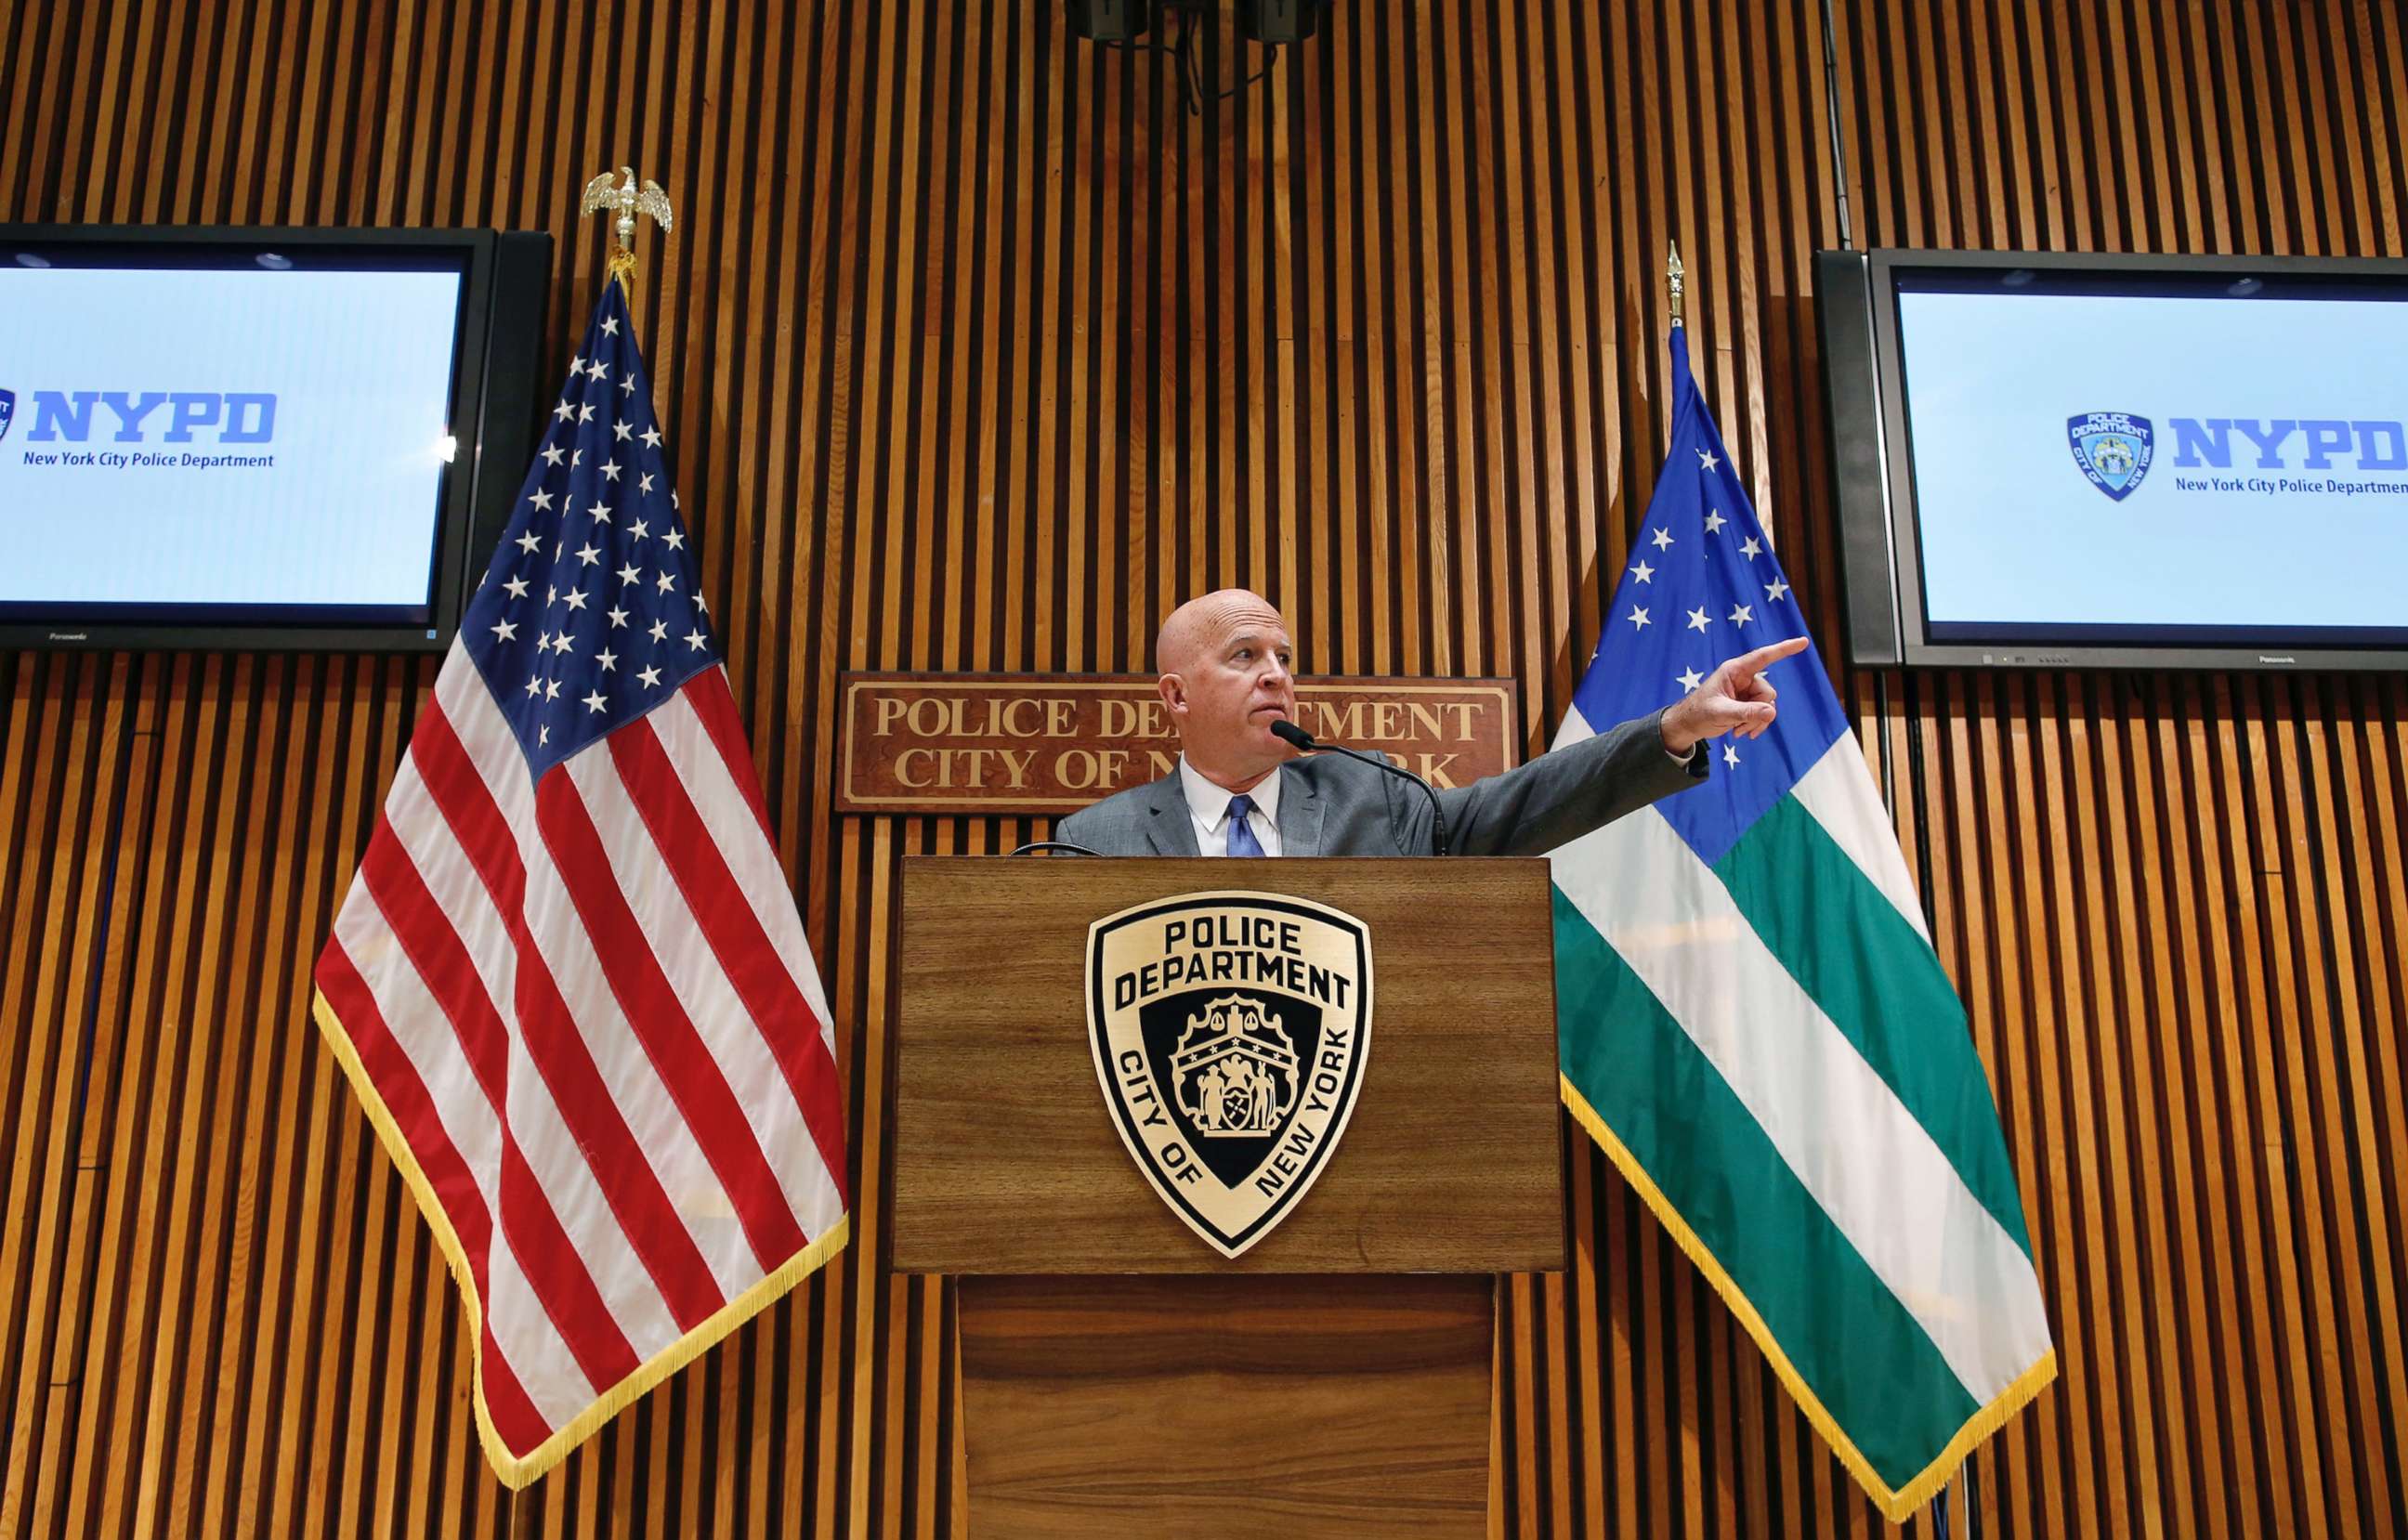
1157,672,1186,718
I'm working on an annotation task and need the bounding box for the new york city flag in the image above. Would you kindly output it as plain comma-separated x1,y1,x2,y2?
1548,326,2056,1520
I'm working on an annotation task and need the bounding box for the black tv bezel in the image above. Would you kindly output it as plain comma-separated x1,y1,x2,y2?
1819,246,2408,673
0,223,531,655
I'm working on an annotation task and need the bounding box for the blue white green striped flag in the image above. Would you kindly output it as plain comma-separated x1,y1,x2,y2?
1548,324,2057,1520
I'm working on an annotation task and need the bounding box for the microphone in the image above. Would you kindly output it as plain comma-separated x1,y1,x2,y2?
1270,718,1450,856
1009,840,1104,856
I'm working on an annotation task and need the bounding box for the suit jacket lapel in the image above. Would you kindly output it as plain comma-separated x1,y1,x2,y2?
1142,773,1200,855
1280,763,1324,857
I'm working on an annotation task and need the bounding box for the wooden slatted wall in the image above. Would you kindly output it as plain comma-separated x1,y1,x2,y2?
2,0,2402,1534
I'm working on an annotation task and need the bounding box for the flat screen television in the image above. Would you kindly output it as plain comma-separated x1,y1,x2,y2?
0,224,550,652
1816,247,2408,672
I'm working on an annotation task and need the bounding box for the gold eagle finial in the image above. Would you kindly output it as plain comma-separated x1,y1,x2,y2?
582,166,674,293
582,166,674,249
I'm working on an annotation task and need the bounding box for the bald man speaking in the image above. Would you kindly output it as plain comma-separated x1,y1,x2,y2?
1055,589,1806,857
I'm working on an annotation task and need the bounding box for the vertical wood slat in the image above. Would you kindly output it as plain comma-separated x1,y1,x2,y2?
2,1,2403,1535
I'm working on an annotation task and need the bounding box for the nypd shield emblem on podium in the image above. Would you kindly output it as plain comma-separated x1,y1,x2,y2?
1086,891,1373,1258
0,388,15,442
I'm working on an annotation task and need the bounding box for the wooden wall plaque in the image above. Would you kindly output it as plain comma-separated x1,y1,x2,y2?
837,672,1521,814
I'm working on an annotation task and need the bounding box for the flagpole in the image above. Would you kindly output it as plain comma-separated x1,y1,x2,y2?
1664,241,1688,452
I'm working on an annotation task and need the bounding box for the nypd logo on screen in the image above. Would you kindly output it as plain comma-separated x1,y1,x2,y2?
2070,410,2408,501
1,386,278,467
2066,411,2154,500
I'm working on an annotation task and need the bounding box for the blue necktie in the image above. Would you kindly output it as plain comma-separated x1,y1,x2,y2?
1224,793,1266,857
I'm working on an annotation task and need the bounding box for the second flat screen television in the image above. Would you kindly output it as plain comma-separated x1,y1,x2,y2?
1818,249,2408,672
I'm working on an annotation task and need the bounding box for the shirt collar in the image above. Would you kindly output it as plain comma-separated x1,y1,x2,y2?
1178,753,1281,834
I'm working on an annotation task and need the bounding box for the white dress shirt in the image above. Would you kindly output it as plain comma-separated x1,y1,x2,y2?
1179,754,1286,856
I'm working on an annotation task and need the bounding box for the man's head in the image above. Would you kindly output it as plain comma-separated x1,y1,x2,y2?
1155,588,1299,790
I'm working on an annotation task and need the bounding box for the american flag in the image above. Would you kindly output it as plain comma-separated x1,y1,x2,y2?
312,279,850,1488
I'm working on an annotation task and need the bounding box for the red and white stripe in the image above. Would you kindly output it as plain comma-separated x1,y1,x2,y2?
316,646,848,1459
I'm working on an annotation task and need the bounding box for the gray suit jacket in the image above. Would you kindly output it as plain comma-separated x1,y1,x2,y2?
1054,705,1707,856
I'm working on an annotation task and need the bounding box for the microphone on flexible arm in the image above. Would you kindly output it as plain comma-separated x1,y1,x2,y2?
1009,840,1104,856
1269,718,1450,856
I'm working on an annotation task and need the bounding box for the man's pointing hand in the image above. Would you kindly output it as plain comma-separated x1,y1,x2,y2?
1660,635,1813,755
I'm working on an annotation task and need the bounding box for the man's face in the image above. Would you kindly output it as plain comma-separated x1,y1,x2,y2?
1159,594,1299,785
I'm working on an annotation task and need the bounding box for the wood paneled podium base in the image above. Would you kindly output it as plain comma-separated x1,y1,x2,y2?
957,1274,1494,1540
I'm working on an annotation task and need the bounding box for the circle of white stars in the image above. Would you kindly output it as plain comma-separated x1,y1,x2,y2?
1605,437,1805,782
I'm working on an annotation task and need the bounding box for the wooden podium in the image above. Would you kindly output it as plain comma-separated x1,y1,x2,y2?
891,857,1564,1539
